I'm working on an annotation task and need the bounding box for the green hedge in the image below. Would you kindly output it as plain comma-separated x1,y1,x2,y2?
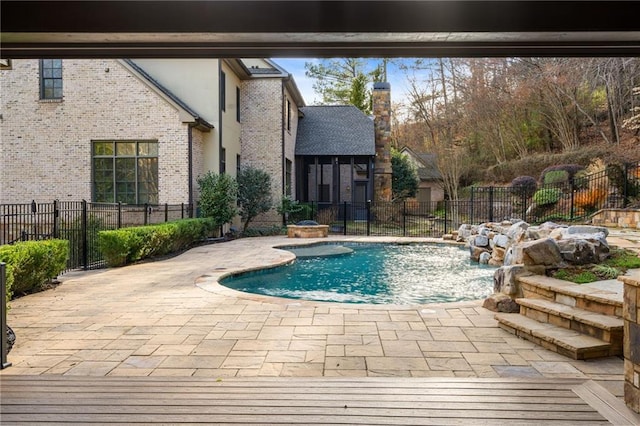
533,188,563,206
98,218,216,267
0,239,69,298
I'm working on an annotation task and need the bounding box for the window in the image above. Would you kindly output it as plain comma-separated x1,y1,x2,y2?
92,140,158,204
285,159,292,196
236,87,241,122
40,59,62,99
286,99,291,131
220,147,226,174
220,71,226,112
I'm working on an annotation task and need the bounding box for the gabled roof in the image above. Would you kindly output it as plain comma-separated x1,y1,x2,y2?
295,106,375,156
399,146,442,181
119,59,213,131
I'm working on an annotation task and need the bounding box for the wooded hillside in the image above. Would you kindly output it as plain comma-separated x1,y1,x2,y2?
392,58,640,191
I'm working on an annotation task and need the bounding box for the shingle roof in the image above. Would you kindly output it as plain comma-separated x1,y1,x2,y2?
295,106,375,156
416,153,442,180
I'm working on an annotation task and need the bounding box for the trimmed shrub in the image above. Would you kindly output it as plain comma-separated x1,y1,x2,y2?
98,218,216,267
2,263,14,308
510,176,537,198
543,170,569,186
533,188,563,206
0,239,69,296
539,164,585,183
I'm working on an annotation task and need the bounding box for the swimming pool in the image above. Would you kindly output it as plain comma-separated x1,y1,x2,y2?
220,243,495,304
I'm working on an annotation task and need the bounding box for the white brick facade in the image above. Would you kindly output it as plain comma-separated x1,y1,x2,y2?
1,59,192,204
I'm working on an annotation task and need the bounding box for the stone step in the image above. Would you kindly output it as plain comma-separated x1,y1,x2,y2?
495,313,617,360
516,298,623,346
518,274,622,317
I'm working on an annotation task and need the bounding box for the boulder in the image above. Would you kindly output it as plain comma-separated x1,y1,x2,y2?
469,245,490,262
493,234,510,249
516,238,565,268
493,264,533,297
527,221,565,240
506,221,529,243
473,235,490,247
456,224,473,242
482,293,520,313
556,237,610,265
479,252,491,264
567,225,609,238
492,246,506,261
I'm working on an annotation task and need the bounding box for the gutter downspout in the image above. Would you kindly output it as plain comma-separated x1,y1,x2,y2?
218,61,224,175
281,78,286,225
187,123,194,218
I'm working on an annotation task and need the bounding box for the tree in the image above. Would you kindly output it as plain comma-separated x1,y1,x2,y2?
405,58,469,202
391,148,419,200
304,58,386,114
237,167,273,232
196,171,237,227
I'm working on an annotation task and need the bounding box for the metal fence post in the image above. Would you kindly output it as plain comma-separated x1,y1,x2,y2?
624,163,630,208
569,180,575,221
470,188,475,225
117,202,122,229
444,200,448,235
165,203,169,222
1,263,11,369
366,201,371,236
343,201,347,236
403,201,407,236
144,203,149,225
82,200,88,270
31,200,37,241
53,199,59,238
489,186,494,223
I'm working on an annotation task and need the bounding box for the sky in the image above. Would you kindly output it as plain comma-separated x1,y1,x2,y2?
271,58,417,107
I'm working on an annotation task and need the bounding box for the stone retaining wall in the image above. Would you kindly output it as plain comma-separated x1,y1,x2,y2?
621,273,640,413
592,209,640,229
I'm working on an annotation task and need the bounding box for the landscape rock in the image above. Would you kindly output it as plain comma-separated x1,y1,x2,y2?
482,293,520,313
506,221,529,243
473,235,490,247
567,225,609,238
479,252,491,264
517,238,565,268
493,234,510,249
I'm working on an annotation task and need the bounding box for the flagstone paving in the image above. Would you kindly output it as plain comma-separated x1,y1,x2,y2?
3,233,639,399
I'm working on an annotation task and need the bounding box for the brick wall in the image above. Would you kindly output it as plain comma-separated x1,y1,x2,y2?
0,59,190,204
240,78,285,227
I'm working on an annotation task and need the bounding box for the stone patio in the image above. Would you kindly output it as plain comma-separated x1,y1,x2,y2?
3,233,639,400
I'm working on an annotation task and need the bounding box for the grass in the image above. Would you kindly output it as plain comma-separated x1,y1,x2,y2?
551,248,640,284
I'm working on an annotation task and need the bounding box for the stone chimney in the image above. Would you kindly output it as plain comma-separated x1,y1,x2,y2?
372,82,392,202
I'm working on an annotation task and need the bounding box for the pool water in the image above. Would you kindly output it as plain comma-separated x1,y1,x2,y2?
220,243,496,304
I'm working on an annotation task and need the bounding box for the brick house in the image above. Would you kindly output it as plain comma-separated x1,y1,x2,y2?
0,58,306,225
1,58,391,227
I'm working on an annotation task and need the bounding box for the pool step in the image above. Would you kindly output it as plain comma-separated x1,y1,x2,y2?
495,273,624,360
495,313,615,360
517,298,623,349
518,274,622,317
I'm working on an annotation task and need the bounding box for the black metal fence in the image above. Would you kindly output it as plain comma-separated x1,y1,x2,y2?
1,163,638,271
1,201,193,271
293,162,640,237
